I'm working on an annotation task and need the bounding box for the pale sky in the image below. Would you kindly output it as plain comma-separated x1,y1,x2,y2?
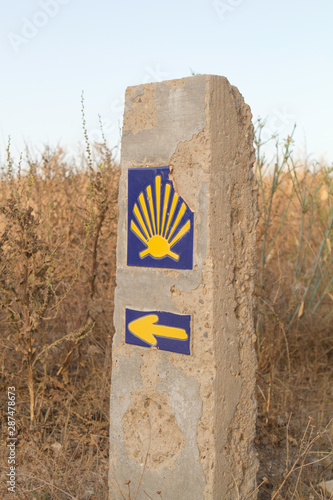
1,0,332,163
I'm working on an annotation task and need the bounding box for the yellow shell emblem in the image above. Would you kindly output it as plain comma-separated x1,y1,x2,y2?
130,175,191,261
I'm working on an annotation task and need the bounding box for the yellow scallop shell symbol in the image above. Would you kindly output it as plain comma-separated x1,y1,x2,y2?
130,175,191,261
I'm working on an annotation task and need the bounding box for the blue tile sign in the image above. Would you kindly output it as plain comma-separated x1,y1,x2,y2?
125,308,191,355
127,167,194,269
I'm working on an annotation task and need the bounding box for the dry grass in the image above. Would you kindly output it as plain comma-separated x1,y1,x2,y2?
0,136,119,499
0,120,332,499
255,121,333,499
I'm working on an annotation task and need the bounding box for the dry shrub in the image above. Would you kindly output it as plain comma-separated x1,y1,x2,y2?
255,120,333,499
0,132,120,498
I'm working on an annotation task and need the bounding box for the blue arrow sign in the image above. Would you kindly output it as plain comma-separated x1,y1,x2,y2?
125,308,191,355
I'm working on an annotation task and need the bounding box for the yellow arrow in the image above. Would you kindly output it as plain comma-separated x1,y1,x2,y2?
128,314,188,346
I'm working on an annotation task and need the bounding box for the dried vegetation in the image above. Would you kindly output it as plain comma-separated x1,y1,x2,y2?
0,119,332,499
255,121,333,499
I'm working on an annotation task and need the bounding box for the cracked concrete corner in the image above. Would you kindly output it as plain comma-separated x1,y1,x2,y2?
120,75,207,165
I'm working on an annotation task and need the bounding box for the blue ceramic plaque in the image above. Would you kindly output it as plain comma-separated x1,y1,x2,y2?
127,167,194,269
125,308,191,355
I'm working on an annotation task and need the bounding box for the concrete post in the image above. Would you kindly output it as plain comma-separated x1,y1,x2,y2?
110,75,258,499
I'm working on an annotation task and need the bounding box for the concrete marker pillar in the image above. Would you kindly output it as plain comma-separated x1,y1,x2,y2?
110,74,258,499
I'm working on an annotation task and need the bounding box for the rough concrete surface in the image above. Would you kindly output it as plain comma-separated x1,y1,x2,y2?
110,75,258,499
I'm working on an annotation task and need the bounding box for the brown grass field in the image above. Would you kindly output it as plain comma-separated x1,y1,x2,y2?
0,121,332,499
